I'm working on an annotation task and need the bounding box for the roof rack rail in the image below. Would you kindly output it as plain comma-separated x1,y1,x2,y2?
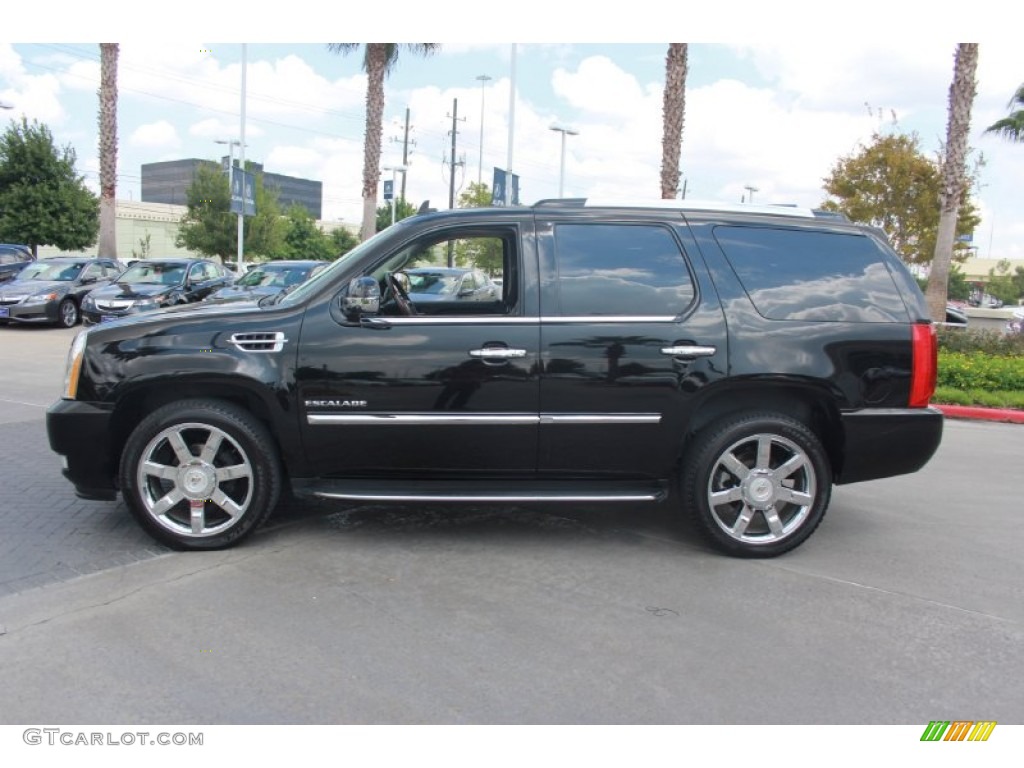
534,198,587,208
578,198,816,218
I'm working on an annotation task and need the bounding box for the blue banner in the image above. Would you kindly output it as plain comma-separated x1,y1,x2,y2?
229,168,256,216
491,168,520,206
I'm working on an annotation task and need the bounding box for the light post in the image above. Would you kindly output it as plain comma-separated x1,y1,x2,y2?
215,139,245,269
744,184,759,203
383,164,408,226
475,74,491,187
0,100,13,110
549,124,579,198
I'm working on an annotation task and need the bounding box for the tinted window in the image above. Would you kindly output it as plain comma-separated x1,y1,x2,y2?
552,224,694,316
714,226,909,322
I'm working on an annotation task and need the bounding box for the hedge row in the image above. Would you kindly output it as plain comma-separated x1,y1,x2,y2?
937,351,1024,392
933,386,1024,410
937,326,1024,356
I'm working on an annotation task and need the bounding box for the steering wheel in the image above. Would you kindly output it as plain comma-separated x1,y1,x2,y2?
386,272,417,317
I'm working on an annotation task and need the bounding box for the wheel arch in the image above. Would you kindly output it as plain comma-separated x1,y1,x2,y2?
678,379,845,479
109,381,295,486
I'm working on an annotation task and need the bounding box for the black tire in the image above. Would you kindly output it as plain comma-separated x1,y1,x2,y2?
118,399,282,550
681,412,832,558
58,298,79,328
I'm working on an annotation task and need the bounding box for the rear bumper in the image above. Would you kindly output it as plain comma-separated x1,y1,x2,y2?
837,407,943,484
46,398,118,500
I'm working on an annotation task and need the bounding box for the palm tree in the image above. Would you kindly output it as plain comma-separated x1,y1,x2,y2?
984,82,1024,142
926,43,979,322
327,44,440,241
660,43,688,199
97,43,119,258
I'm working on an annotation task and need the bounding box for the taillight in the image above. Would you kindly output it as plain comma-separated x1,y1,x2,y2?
909,323,937,407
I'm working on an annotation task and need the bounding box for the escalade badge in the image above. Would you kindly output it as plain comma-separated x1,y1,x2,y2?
304,399,368,408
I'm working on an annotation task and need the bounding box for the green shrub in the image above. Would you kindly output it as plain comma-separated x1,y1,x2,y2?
937,351,1024,391
937,326,1024,356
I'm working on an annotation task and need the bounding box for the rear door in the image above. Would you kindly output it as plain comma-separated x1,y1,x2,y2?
536,214,729,480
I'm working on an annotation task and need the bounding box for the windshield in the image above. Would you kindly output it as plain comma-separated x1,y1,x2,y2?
118,263,186,285
237,266,309,288
16,262,84,281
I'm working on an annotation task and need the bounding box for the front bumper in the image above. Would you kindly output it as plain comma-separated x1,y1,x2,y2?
837,407,944,484
46,398,119,500
0,300,60,324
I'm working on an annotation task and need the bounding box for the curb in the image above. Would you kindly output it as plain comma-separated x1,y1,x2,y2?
934,404,1024,424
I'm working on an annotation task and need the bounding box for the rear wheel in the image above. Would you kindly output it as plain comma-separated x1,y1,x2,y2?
681,412,831,557
118,399,282,550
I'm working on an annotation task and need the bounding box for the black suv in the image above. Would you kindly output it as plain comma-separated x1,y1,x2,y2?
47,200,943,557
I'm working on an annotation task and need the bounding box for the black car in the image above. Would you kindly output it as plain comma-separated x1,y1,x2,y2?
0,256,123,327
47,199,943,557
0,244,35,284
207,260,328,304
81,258,232,325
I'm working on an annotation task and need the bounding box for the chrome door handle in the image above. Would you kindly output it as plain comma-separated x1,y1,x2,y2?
469,347,527,359
660,345,716,357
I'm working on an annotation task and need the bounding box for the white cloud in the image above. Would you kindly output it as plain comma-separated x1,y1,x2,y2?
129,120,180,149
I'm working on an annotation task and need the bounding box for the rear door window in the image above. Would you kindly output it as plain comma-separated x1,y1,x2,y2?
551,223,695,317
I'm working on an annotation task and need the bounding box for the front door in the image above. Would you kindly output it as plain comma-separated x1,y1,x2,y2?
297,220,541,479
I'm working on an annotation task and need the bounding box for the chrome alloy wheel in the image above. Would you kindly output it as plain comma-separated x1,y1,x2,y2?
136,422,254,537
706,432,816,546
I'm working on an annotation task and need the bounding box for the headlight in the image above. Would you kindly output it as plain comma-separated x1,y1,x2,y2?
62,329,89,400
24,292,58,305
82,295,96,309
133,296,161,308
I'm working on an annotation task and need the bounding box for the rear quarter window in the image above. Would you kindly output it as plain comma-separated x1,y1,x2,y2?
713,225,909,322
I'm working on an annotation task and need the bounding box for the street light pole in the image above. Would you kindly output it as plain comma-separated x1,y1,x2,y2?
744,184,759,203
0,100,13,110
549,124,579,198
238,43,247,273
475,74,491,187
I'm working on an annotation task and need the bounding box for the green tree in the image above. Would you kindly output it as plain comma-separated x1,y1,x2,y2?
926,44,980,322
0,117,98,256
175,162,284,259
457,181,491,208
985,260,1024,305
327,43,440,241
375,198,418,232
329,226,360,256
453,182,501,273
660,43,688,199
97,43,119,258
821,130,980,265
280,204,334,260
984,82,1024,142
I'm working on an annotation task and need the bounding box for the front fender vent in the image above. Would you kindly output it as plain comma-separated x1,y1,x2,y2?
228,331,288,353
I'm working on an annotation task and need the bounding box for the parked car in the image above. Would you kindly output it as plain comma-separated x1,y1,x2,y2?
943,304,969,326
48,198,943,557
0,257,123,327
207,260,329,304
0,244,35,284
398,266,500,305
81,258,232,325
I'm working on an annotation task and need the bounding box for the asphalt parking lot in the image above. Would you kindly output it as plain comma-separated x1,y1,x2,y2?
0,321,1022,725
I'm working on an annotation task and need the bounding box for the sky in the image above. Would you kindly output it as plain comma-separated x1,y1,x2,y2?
2,1,1022,262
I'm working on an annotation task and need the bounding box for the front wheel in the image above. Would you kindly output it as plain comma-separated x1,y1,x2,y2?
681,412,832,558
58,298,79,327
118,399,282,550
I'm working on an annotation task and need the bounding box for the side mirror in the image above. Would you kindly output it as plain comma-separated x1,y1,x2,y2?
342,276,381,319
80,275,97,285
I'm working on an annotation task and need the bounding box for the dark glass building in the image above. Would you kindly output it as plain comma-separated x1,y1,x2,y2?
141,159,322,219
